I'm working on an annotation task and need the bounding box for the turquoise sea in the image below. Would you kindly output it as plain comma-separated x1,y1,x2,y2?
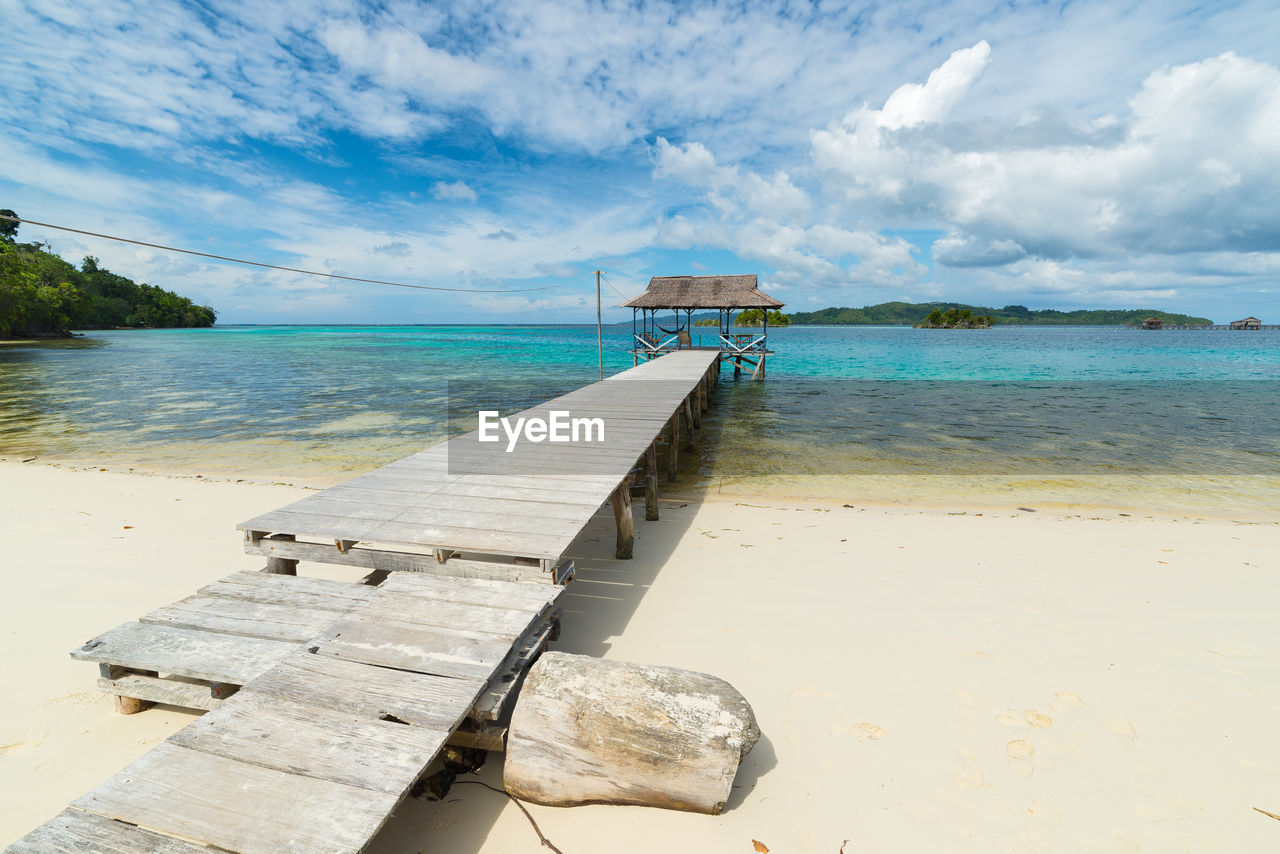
2,325,1278,515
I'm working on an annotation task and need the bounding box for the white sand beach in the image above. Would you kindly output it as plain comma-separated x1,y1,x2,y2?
2,460,1278,852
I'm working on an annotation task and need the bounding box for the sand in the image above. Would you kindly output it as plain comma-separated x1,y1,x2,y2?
2,460,1278,853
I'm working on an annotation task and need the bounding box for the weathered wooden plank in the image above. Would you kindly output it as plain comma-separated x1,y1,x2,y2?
255,495,598,538
72,622,295,685
375,570,561,612
71,742,397,854
241,538,561,583
314,614,514,681
168,690,450,796
6,808,214,854
142,595,351,643
360,520,568,559
198,571,376,610
339,594,538,641
320,487,596,520
470,617,556,722
97,673,223,711
240,653,483,731
243,509,572,559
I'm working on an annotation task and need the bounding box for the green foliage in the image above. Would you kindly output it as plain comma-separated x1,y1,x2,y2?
0,209,18,242
0,214,216,337
788,301,1214,327
733,309,791,327
690,310,791,327
916,308,992,329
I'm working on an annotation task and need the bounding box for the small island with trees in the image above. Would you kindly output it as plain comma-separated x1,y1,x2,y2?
693,308,790,327
0,210,216,339
915,308,991,329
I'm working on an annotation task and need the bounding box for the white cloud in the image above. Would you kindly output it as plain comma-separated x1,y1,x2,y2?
878,41,992,131
812,51,1280,266
431,181,478,202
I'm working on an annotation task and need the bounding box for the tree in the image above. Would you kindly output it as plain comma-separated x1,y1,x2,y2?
0,209,18,243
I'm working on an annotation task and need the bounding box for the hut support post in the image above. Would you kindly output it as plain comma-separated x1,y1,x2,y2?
610,478,634,560
644,444,659,521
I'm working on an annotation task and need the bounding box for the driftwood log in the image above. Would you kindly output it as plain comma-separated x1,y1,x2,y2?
503,652,759,814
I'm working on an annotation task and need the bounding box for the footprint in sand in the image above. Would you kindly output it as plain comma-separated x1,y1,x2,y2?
1053,691,1084,709
1007,739,1036,776
996,710,1053,728
831,722,888,741
955,750,985,790
1026,711,1053,728
1107,718,1137,741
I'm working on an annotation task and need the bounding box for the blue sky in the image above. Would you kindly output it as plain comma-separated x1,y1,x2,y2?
2,0,1278,324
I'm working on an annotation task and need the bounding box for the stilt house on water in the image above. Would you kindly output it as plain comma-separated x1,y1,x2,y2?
1230,316,1262,330
622,274,783,379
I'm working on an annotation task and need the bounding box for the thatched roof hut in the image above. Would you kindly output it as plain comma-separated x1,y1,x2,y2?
623,275,783,375
1230,316,1261,330
621,275,783,310
1141,317,1163,329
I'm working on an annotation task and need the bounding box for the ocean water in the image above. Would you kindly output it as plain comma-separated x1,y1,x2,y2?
2,324,1277,515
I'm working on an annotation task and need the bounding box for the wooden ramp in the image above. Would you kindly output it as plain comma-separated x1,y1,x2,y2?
10,571,561,854
238,349,722,578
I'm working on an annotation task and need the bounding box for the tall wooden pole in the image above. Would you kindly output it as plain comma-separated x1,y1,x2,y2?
596,269,603,381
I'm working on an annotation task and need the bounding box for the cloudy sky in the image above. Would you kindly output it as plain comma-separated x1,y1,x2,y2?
2,0,1277,323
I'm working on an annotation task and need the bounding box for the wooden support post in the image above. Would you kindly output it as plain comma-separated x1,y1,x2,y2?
609,479,634,560
644,443,659,521
692,386,703,429
682,397,696,450
105,666,158,715
264,533,298,575
751,353,766,381
667,414,680,481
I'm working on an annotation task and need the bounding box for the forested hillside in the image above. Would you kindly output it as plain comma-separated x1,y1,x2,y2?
0,211,216,337
789,301,1213,326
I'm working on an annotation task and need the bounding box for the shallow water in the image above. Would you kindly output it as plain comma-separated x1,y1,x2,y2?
2,325,1277,515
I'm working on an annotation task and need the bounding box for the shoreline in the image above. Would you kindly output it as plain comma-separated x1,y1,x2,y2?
6,455,1277,525
3,461,1278,851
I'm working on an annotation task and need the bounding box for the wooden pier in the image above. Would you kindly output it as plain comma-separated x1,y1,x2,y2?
239,348,721,576
7,348,724,854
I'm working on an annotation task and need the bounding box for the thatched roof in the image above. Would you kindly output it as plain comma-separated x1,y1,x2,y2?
620,274,783,309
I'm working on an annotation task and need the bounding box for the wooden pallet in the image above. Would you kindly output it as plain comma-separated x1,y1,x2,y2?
12,570,562,854
72,569,557,726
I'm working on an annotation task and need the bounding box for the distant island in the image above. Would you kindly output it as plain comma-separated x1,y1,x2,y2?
693,309,790,327
788,302,1214,327
0,209,216,338
915,308,991,329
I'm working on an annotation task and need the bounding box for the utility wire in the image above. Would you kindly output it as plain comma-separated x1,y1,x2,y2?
598,271,629,301
0,214,566,294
